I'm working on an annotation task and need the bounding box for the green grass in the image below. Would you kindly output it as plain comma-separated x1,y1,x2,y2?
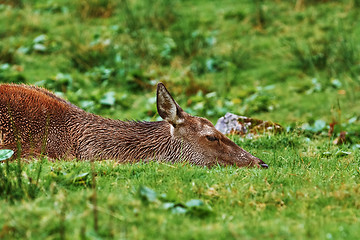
1,0,359,123
0,0,360,239
0,136,359,239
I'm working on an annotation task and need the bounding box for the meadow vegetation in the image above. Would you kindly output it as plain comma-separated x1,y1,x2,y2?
0,0,359,239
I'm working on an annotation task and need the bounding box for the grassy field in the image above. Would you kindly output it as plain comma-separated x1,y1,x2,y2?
1,136,359,239
0,0,360,239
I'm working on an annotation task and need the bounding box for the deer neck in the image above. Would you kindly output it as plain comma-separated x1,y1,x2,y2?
72,115,191,162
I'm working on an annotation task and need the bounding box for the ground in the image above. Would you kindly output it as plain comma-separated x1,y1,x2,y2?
0,0,359,239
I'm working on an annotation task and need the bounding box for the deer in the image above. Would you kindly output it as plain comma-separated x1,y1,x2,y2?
0,83,268,168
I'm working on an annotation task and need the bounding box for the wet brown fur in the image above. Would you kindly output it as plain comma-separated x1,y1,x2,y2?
0,83,267,168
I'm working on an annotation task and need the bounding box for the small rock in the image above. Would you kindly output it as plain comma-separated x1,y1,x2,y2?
215,112,282,136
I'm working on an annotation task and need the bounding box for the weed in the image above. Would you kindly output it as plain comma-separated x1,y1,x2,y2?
170,19,211,58
120,0,178,31
251,0,266,29
0,150,43,202
0,0,23,8
65,31,117,72
0,64,26,83
0,45,17,64
76,0,117,19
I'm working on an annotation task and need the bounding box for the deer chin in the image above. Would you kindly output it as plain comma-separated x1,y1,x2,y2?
169,124,175,137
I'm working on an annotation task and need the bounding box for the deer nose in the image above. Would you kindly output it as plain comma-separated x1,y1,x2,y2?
257,158,268,168
260,163,268,168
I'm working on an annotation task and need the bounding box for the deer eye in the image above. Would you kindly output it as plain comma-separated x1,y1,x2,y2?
206,135,218,142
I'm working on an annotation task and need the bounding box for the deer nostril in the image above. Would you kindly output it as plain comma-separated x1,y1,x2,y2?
260,163,269,169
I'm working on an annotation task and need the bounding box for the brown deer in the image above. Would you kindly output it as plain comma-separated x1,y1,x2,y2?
0,83,268,168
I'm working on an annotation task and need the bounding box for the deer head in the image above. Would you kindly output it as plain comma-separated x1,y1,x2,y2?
156,83,268,168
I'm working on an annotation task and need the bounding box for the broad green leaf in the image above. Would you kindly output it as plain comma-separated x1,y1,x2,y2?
139,186,157,203
185,199,204,208
33,43,47,52
313,120,326,132
71,172,89,183
335,150,351,157
185,199,213,217
33,34,47,43
0,149,14,161
100,91,116,106
162,202,175,210
348,117,357,124
171,206,187,214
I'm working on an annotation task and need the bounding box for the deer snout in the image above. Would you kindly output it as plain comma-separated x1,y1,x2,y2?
260,163,269,168
257,158,268,169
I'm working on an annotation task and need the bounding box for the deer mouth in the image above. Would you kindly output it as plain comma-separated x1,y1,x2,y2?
257,158,269,169
260,163,269,168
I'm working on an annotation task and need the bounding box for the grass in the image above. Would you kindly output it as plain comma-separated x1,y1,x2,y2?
0,0,360,239
1,0,359,122
0,135,359,239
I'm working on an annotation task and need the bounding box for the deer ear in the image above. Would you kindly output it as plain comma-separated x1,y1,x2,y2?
157,83,185,125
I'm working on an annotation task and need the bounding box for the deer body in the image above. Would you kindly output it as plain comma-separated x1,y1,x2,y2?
0,83,268,168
